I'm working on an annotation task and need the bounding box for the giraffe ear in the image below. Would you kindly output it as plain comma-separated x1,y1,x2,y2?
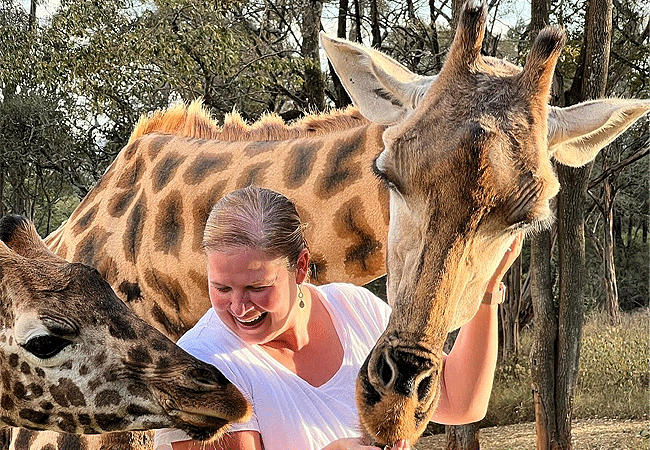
548,99,650,167
0,215,59,261
320,32,436,125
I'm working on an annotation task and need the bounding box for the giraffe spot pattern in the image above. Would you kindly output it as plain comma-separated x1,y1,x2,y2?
27,383,43,398
150,303,186,340
127,345,153,365
107,313,137,341
236,161,273,188
95,389,121,407
154,190,184,256
152,153,186,193
8,354,18,368
122,139,140,160
316,129,366,199
57,432,85,450
19,409,49,425
144,269,188,313
87,377,102,393
19,362,30,375
183,153,232,185
108,189,138,218
14,428,34,449
12,381,26,400
126,404,153,416
73,226,109,269
191,182,227,251
72,205,99,236
244,141,278,157
40,400,53,411
94,413,127,431
156,356,170,371
334,197,383,277
1,394,13,410
0,415,16,427
127,383,147,398
119,281,142,303
188,270,208,296
49,378,86,408
284,141,322,189
78,413,92,425
56,411,77,433
123,193,147,264
116,156,145,189
148,135,174,159
150,338,167,352
93,351,106,367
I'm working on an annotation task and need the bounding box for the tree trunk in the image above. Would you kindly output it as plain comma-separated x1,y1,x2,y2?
530,0,611,447
601,178,620,324
330,0,352,108
445,425,480,450
300,0,325,111
351,0,363,43
530,226,558,450
369,0,381,47
500,255,522,361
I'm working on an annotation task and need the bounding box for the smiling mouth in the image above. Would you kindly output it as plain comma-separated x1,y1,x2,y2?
234,313,267,327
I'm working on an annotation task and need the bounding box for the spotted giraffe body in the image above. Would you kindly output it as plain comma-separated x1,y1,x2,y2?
46,103,390,341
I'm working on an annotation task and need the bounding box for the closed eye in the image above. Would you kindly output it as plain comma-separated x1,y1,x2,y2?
372,159,402,194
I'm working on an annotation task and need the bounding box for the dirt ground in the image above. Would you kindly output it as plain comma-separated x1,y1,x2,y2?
414,419,649,450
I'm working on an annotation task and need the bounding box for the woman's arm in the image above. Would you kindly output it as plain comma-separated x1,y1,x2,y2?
431,233,524,425
170,431,263,450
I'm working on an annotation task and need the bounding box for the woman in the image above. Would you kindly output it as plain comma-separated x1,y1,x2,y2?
154,186,523,450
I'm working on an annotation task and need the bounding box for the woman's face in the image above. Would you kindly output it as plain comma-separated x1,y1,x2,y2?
206,248,300,345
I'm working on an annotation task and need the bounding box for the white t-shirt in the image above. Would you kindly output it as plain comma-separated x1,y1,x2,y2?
154,283,391,450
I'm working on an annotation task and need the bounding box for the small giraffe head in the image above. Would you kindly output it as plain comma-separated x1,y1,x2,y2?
0,215,250,438
323,0,649,444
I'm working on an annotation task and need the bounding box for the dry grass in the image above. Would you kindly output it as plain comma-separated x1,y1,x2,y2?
415,419,650,450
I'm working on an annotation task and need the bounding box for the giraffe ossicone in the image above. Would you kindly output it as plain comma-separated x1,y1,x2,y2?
0,215,250,438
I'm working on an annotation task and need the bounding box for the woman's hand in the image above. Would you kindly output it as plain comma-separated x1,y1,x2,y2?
485,232,524,293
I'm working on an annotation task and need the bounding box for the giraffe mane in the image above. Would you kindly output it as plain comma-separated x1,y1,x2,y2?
128,100,369,144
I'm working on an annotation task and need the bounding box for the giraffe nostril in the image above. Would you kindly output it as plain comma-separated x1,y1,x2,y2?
375,352,395,388
417,374,432,403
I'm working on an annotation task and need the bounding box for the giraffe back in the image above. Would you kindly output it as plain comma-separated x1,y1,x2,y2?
46,103,390,341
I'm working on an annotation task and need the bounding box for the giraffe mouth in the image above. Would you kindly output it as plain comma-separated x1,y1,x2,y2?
171,411,231,440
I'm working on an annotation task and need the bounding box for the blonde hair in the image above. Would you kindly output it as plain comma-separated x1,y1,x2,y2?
203,187,308,269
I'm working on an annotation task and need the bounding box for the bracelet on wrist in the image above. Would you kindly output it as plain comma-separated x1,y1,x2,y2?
482,282,506,306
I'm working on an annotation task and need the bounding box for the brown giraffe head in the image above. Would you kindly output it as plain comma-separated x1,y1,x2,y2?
323,0,650,445
0,215,250,438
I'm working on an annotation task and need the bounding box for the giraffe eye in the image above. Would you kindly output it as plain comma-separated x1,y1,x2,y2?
22,335,72,359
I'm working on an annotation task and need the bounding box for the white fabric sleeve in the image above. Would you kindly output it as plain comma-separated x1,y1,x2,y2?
154,428,192,450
